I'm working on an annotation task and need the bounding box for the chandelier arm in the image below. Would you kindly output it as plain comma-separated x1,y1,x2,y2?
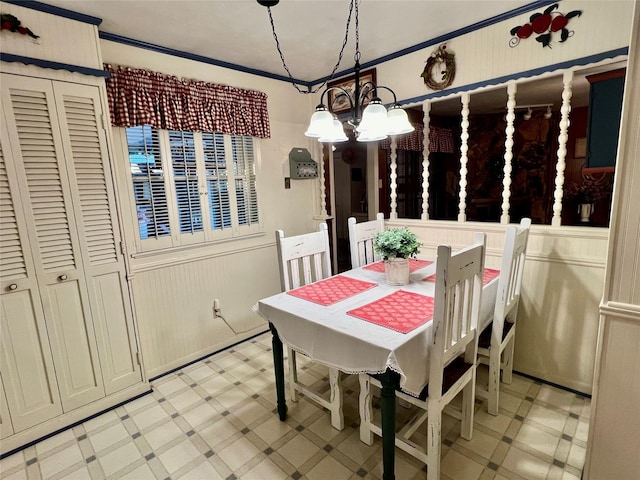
262,0,356,94
363,85,399,105
321,86,355,113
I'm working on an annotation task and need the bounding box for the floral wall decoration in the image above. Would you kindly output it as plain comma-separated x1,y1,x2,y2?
1,13,39,39
421,44,455,91
509,3,581,48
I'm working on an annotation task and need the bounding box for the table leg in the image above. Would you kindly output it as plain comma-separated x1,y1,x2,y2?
269,322,287,421
380,370,398,480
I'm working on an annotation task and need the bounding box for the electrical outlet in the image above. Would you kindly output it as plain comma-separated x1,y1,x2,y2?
284,177,291,189
213,299,220,311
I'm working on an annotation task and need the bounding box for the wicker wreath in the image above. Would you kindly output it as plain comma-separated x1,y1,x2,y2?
421,44,456,91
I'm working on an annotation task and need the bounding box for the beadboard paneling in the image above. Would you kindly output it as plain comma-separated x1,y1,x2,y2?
0,4,102,70
387,220,608,394
376,0,634,103
130,244,279,378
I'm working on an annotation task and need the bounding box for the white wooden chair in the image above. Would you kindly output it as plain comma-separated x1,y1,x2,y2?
275,223,344,430
347,212,385,268
359,233,486,476
476,218,531,415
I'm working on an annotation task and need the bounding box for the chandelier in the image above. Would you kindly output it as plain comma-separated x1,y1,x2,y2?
258,0,414,143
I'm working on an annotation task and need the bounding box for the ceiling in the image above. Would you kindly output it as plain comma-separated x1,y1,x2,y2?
41,0,626,114
44,0,535,82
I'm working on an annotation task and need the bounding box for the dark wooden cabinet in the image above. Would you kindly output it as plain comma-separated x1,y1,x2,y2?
585,69,626,172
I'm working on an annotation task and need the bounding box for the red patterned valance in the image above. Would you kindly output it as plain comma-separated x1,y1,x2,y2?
104,64,270,138
381,126,455,153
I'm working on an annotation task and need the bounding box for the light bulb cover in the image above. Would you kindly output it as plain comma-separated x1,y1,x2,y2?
305,106,333,138
356,99,388,133
386,105,415,135
318,117,348,143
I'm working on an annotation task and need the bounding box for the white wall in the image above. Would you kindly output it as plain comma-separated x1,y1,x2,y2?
385,219,608,393
373,0,633,104
100,41,326,377
585,2,640,476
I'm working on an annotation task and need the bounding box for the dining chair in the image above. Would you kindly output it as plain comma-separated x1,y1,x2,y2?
359,233,486,476
275,222,344,430
476,217,531,415
347,212,385,268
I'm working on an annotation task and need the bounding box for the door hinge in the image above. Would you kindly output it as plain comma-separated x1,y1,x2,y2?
119,241,125,255
135,352,142,365
101,114,108,131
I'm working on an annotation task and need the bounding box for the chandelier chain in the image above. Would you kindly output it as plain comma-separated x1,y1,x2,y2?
354,0,360,63
265,0,355,94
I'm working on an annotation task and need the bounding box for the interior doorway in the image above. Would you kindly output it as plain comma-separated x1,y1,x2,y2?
332,139,369,272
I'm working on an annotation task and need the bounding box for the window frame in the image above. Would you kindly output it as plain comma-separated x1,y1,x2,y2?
120,126,263,253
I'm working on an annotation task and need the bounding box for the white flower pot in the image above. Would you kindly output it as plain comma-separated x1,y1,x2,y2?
384,258,410,285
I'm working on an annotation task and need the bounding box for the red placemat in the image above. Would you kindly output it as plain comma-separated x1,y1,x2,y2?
423,268,500,285
287,275,377,306
347,290,434,334
363,258,433,273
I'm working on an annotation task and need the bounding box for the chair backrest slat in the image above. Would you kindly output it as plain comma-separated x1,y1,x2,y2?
494,218,531,332
276,223,332,292
432,233,486,383
348,213,385,268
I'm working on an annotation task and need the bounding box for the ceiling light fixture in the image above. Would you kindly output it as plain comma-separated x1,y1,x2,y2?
515,103,554,121
259,0,413,143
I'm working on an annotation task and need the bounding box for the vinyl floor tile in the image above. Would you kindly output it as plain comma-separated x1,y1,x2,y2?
0,334,591,480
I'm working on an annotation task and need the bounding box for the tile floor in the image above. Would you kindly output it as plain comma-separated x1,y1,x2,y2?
0,332,590,480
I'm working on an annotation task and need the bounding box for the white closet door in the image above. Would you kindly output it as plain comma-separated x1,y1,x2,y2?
0,374,14,439
0,122,63,432
1,74,105,412
54,82,142,394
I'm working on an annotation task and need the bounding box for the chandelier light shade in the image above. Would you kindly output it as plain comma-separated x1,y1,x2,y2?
260,0,414,143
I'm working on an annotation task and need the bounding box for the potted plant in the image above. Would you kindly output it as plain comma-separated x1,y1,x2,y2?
373,227,421,285
564,175,612,222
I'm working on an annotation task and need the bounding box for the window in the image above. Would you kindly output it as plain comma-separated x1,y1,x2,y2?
126,126,261,249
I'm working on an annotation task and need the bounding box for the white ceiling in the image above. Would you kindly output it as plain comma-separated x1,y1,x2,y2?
41,0,626,113
44,0,534,82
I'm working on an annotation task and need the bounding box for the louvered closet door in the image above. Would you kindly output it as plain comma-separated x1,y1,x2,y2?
54,82,142,394
1,74,105,412
0,374,14,439
0,119,63,432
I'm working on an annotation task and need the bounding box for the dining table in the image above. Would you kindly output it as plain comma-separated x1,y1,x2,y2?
255,258,499,480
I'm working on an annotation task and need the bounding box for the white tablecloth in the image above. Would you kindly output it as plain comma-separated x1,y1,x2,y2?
255,262,497,397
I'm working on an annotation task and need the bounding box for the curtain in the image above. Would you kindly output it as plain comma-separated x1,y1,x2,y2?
380,126,455,153
104,64,270,138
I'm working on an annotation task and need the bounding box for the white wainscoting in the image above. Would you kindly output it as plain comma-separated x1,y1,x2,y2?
387,219,609,394
129,243,279,379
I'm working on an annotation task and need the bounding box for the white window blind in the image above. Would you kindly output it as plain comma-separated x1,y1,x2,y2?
127,126,170,240
203,132,231,231
231,135,259,227
125,126,260,249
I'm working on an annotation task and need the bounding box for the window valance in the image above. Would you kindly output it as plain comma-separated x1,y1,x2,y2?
104,64,270,138
381,126,455,153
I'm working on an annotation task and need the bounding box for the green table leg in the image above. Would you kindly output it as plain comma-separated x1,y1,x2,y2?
380,370,399,480
269,322,287,421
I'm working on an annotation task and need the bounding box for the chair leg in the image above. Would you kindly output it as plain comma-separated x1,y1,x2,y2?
487,347,501,416
287,347,299,402
502,336,515,385
461,368,476,440
427,401,442,479
358,374,373,445
328,368,344,430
